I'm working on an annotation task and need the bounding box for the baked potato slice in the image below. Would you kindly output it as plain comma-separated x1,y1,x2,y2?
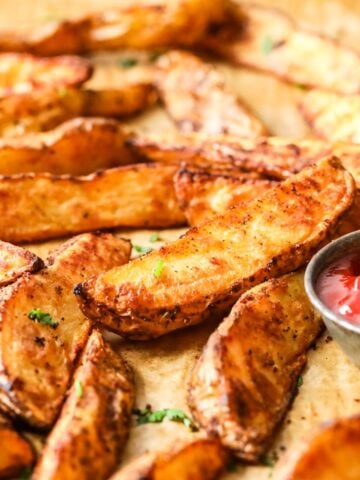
0,117,133,175
0,163,184,243
205,3,360,94
289,416,360,480
0,240,43,287
110,438,227,480
300,90,360,143
0,83,157,137
155,50,266,138
75,157,354,340
0,1,226,55
0,413,34,479
0,233,131,428
188,271,323,462
33,329,134,480
0,53,91,96
174,166,276,225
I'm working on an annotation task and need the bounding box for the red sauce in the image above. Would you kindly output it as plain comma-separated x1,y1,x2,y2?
316,251,360,326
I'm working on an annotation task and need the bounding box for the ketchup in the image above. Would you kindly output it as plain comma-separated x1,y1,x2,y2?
316,251,360,326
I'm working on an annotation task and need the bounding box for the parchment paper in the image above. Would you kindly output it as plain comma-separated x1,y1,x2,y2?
1,0,360,478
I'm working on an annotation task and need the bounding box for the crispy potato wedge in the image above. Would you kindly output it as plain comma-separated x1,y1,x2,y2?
300,90,360,143
33,329,134,480
0,83,157,137
0,233,131,428
205,3,360,94
289,416,360,480
0,413,34,479
128,131,360,185
0,164,184,243
0,117,133,175
0,53,91,96
75,157,354,340
155,50,266,137
110,438,227,480
174,166,276,225
188,271,323,462
0,1,226,55
0,240,43,287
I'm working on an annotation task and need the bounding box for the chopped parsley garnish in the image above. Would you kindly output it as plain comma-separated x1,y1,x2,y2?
226,458,238,472
148,51,162,63
260,35,274,55
261,455,274,467
153,259,164,278
133,406,198,432
149,233,161,243
297,375,303,387
19,467,32,480
28,308,58,329
75,379,83,398
118,57,138,69
133,245,153,254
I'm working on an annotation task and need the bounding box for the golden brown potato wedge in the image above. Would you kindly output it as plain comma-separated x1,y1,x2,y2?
174,166,276,225
289,416,360,480
155,50,266,137
75,157,354,340
0,163,184,243
33,329,134,480
0,1,226,55
188,271,323,462
0,117,133,175
0,240,43,287
0,53,91,96
0,83,157,137
205,3,360,94
0,413,34,479
127,131,360,185
300,90,360,143
0,233,131,428
110,438,228,480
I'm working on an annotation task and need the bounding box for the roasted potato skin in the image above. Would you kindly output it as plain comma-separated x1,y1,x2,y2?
0,53,92,96
0,83,157,137
205,4,360,94
0,1,226,55
289,416,360,480
110,438,228,480
188,271,323,462
0,117,134,175
0,240,43,286
33,329,134,480
76,158,354,340
0,233,131,428
155,50,266,138
0,413,34,479
0,163,184,243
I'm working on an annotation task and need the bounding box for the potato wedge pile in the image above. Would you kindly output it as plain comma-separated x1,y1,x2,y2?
0,1,358,480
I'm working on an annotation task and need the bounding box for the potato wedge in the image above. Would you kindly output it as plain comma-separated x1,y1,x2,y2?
128,131,360,185
0,117,133,175
300,90,360,143
109,438,227,480
289,416,360,480
0,233,131,428
33,329,134,480
0,83,157,137
174,166,276,225
0,53,91,96
188,271,323,462
0,1,226,55
0,164,184,243
155,50,266,137
205,3,360,94
0,240,43,287
75,157,354,340
0,413,34,479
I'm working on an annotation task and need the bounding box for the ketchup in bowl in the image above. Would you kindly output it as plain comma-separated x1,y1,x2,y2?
316,251,360,326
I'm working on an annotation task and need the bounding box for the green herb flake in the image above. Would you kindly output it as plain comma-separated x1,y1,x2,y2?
19,467,32,480
118,57,138,69
226,458,238,472
75,379,83,398
149,233,161,243
153,259,164,278
134,406,198,431
261,455,274,468
133,245,153,254
260,35,274,55
297,375,304,387
148,51,162,63
28,308,58,329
